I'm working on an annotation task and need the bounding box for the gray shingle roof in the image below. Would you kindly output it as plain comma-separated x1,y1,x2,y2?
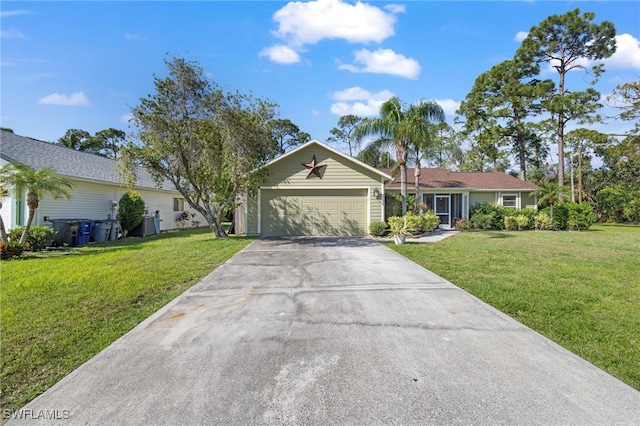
0,130,175,191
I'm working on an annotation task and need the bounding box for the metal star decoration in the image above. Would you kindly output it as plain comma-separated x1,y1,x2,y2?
302,155,327,179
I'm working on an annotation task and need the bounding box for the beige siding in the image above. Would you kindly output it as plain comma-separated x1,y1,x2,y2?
522,193,537,209
469,192,497,207
247,194,259,236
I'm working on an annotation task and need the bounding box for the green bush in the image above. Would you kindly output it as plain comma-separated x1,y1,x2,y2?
471,212,495,229
535,211,553,230
404,212,423,233
504,216,519,231
9,226,55,251
567,202,596,231
118,191,146,234
551,202,570,230
369,221,387,236
454,218,472,231
420,210,440,232
470,202,505,229
387,216,413,237
516,215,531,230
0,241,25,260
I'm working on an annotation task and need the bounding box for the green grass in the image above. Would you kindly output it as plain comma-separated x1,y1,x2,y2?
390,224,640,390
0,229,252,412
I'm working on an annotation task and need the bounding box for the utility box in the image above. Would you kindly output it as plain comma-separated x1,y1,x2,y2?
129,216,156,237
91,220,112,243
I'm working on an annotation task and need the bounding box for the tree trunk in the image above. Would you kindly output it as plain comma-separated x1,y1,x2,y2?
557,71,566,196
414,165,421,213
0,201,7,243
578,148,583,203
207,212,227,238
19,193,38,244
397,142,409,216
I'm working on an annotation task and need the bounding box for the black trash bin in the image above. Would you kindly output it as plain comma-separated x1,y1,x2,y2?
49,219,81,247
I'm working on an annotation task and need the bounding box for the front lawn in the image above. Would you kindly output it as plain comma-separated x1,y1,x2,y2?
0,229,252,413
390,224,640,390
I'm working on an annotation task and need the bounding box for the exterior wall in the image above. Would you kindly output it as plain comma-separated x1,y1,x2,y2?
469,191,497,207
245,144,386,235
521,193,537,209
6,178,206,232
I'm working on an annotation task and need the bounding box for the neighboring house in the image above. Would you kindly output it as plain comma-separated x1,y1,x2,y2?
383,167,538,229
0,130,204,232
236,139,392,237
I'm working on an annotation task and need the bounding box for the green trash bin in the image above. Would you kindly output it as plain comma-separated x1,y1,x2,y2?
91,220,112,242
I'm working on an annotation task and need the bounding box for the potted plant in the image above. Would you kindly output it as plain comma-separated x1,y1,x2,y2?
387,216,413,245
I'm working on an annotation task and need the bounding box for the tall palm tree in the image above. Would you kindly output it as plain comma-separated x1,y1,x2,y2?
0,186,8,242
354,97,445,215
0,162,73,244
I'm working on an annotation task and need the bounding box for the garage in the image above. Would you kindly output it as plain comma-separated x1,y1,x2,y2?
237,140,391,237
261,189,368,237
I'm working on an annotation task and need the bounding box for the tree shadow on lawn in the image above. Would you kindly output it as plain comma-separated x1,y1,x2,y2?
486,231,516,239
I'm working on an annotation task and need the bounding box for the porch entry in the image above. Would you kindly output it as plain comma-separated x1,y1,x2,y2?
423,193,463,229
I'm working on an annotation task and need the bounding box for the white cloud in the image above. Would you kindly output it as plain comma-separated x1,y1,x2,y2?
338,48,420,79
384,4,406,14
120,113,133,124
1,29,25,39
38,91,90,107
514,31,528,42
330,87,393,116
0,10,31,18
259,44,301,64
606,34,640,70
124,33,146,41
435,99,461,115
311,109,320,116
272,0,399,48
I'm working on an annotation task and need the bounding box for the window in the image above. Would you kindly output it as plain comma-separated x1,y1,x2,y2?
502,194,517,208
173,198,184,211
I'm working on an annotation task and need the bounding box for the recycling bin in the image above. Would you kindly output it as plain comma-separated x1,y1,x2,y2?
49,219,81,247
76,220,95,245
91,220,112,243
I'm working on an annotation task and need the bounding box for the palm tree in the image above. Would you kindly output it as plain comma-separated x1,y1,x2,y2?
0,162,73,244
354,97,445,215
0,186,8,242
530,180,563,222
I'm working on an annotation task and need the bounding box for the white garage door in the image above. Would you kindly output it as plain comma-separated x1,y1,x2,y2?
261,189,367,237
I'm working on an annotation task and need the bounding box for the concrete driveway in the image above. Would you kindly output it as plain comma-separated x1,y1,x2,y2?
12,238,639,425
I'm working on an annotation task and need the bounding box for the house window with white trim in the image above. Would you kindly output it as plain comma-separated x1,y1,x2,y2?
502,194,517,208
173,198,184,211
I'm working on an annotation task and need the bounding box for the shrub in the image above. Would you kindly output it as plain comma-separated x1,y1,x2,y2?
387,216,413,237
404,212,423,233
470,202,505,229
535,211,553,230
552,202,570,230
118,191,146,234
515,215,531,230
420,210,440,232
369,221,387,236
471,212,495,230
504,216,519,231
567,202,596,231
9,226,55,251
454,218,472,231
0,241,25,260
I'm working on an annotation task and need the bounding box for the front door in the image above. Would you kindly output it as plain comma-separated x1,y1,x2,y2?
435,195,450,228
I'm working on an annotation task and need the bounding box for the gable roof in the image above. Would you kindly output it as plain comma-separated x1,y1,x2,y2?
264,139,393,181
0,130,174,191
382,167,538,191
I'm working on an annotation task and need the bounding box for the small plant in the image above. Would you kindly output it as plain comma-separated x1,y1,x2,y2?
535,211,553,230
455,218,472,231
369,221,387,236
404,212,423,233
176,211,198,228
471,212,495,229
420,210,440,232
0,241,25,260
504,216,519,231
388,216,414,244
515,215,530,231
9,225,55,251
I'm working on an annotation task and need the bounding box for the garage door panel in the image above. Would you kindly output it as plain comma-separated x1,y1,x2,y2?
261,189,367,237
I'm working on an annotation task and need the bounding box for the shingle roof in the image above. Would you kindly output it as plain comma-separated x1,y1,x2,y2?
381,167,538,190
0,130,174,191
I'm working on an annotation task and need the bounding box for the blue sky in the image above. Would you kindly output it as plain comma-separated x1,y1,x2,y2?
2,1,639,162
